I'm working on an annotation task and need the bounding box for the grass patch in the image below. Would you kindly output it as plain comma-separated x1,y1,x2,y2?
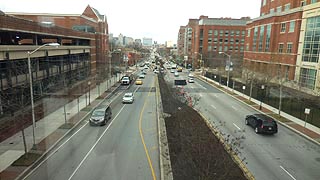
81,107,92,112
243,100,256,106
59,123,73,129
269,114,291,123
12,152,41,166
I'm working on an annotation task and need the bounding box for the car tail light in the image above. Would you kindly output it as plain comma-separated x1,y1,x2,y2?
261,125,264,129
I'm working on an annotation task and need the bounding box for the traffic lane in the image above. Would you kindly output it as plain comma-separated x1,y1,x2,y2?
68,75,159,180
189,77,320,180
24,86,131,180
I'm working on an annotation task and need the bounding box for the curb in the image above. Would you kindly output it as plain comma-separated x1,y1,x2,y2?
196,75,320,147
16,82,121,180
197,110,255,180
155,76,173,180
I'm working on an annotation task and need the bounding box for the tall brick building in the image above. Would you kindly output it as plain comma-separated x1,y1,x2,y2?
244,0,320,94
178,16,249,70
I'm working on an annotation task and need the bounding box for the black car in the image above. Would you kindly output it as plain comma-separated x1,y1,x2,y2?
245,114,278,134
89,106,112,126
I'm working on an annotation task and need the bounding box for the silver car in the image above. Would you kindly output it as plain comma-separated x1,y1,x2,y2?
122,92,134,104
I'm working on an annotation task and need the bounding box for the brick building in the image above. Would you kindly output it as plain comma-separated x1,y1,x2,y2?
244,0,320,94
178,16,248,70
0,5,109,115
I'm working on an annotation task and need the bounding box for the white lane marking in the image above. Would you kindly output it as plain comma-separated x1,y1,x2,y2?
68,105,126,180
231,105,238,111
211,105,216,109
196,82,207,90
199,93,203,97
233,123,241,130
214,94,218,97
280,166,297,180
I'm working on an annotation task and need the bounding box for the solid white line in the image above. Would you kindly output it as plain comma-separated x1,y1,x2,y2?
211,105,216,109
197,83,207,90
280,166,297,180
68,105,126,180
231,105,238,111
233,123,241,130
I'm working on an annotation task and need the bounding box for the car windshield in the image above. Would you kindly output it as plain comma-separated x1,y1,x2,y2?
2,1,320,180
92,110,105,116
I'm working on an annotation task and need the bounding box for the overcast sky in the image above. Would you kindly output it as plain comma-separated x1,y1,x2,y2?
0,0,261,44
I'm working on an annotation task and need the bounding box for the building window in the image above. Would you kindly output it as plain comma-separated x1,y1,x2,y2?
287,43,293,53
208,38,212,44
208,46,212,51
219,38,223,44
246,43,250,51
208,29,213,36
289,21,295,32
214,30,218,36
213,38,218,43
252,27,258,51
299,68,317,89
302,16,320,63
265,24,271,52
285,3,290,11
219,46,222,52
278,43,284,53
235,39,240,44
281,23,286,33
263,0,266,6
311,0,317,3
213,46,217,50
236,30,240,36
224,46,228,51
230,38,234,44
247,29,250,37
225,30,229,36
277,6,282,13
242,31,245,35
259,26,264,52
224,39,229,43
220,30,224,35
270,8,275,14
301,1,305,6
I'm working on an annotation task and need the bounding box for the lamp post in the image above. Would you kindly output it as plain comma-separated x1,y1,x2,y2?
259,85,265,110
88,81,91,105
27,43,60,148
219,52,231,88
194,52,203,74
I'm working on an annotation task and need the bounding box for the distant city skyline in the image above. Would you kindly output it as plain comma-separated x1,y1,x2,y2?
0,0,261,44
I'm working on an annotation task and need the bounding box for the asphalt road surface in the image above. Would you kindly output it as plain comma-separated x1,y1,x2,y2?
23,68,160,180
164,66,320,180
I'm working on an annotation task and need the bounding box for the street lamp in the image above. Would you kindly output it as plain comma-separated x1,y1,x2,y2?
219,52,232,88
27,42,60,148
88,81,91,105
194,52,203,74
259,85,265,110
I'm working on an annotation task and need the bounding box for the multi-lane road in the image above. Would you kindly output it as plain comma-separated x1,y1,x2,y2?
21,62,320,180
164,66,320,180
23,68,160,180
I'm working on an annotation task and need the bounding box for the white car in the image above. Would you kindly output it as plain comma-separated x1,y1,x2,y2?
154,69,159,74
139,74,145,78
174,72,179,77
122,93,134,104
188,77,194,83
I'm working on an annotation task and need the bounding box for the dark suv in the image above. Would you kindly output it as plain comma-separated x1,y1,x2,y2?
89,106,112,126
245,114,278,134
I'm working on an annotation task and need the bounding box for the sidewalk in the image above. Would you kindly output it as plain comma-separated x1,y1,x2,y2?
197,74,320,145
0,73,124,180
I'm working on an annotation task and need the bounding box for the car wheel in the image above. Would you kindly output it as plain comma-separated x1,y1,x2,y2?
255,127,259,134
245,119,249,125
